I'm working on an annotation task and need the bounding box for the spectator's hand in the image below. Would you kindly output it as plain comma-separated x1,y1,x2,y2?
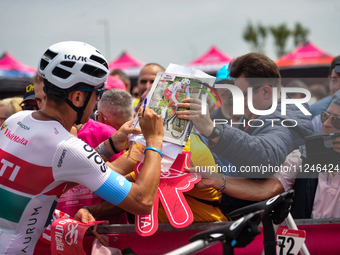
139,107,164,147
177,98,214,137
333,136,340,153
111,120,142,152
184,167,220,190
74,208,95,224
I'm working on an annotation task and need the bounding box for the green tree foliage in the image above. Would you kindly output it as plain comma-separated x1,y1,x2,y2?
243,21,267,53
292,22,310,46
269,23,291,57
243,21,310,58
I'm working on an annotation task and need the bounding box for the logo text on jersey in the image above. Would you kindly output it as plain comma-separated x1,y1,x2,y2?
22,206,42,253
83,144,107,173
17,121,30,130
4,128,28,146
58,150,67,168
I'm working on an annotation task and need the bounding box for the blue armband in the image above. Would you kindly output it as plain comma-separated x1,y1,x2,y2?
144,146,163,158
94,170,132,205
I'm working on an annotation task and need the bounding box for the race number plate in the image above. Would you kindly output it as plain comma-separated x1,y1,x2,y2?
276,228,306,255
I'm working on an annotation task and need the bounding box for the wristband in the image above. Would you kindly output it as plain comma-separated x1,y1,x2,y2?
98,142,113,159
144,146,163,158
109,136,120,154
217,174,226,192
82,206,92,214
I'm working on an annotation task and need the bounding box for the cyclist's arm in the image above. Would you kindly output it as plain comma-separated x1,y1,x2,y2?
106,153,137,176
54,107,163,216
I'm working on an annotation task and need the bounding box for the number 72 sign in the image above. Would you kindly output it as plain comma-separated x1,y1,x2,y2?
276,228,306,255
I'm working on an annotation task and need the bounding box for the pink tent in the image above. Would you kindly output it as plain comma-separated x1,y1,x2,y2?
276,40,334,68
0,51,36,77
108,51,144,77
187,46,233,72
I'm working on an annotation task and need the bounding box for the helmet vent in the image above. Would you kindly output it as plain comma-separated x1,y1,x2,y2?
90,55,109,69
40,59,49,71
81,64,107,78
60,61,76,68
44,49,58,60
52,66,72,79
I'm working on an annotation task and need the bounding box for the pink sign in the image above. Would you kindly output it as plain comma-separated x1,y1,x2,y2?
51,218,105,255
134,152,201,236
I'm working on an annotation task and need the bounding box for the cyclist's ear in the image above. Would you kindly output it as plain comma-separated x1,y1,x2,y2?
69,90,84,107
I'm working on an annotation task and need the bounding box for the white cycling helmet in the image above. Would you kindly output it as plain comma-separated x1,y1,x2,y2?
38,41,109,89
181,79,190,86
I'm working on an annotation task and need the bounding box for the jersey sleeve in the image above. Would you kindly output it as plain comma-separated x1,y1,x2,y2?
52,137,132,205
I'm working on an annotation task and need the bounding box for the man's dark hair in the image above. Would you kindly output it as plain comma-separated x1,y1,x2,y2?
229,52,281,87
32,72,44,84
43,79,93,105
329,55,340,76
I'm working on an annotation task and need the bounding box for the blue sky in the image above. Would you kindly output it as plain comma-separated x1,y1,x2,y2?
1,0,339,69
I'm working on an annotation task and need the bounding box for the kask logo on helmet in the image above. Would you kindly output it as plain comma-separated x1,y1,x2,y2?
64,55,87,62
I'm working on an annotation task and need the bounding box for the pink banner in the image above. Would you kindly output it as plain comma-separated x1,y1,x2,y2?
51,218,105,255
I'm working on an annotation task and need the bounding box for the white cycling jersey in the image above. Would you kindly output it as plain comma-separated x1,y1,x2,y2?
0,111,131,254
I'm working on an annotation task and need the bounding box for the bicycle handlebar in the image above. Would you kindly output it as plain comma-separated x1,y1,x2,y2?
228,189,294,225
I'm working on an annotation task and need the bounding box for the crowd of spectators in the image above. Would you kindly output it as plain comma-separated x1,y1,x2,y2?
0,40,339,254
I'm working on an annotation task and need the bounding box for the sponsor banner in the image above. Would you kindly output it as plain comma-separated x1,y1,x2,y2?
51,218,105,255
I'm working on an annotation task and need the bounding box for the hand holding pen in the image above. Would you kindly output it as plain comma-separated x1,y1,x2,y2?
142,97,147,117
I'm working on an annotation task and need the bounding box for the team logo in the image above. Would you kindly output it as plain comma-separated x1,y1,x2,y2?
116,176,126,186
1,123,7,131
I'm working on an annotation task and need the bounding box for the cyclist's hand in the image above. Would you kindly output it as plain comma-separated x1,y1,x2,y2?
139,107,164,147
177,98,215,137
74,208,95,224
111,120,142,152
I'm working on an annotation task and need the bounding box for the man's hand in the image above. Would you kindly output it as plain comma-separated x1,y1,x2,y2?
333,136,340,153
110,119,142,152
74,208,95,224
177,98,215,137
184,167,221,190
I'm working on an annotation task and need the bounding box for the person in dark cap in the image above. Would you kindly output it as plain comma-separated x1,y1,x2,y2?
20,82,39,110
